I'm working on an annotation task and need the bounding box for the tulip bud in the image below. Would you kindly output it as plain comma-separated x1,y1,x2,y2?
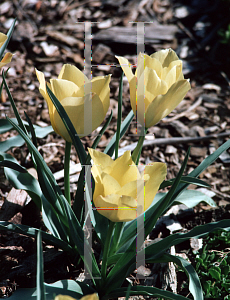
89,148,167,222
36,64,111,142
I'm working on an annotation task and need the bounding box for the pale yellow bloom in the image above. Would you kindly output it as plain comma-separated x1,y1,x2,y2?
88,148,167,222
54,293,99,300
36,65,111,142
116,49,191,128
0,32,13,68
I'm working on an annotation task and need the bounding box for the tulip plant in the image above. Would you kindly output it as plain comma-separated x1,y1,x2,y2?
1,20,230,300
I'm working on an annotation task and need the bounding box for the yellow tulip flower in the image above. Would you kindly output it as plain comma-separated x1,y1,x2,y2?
54,293,99,300
0,32,13,68
88,148,167,222
116,49,191,128
36,64,111,142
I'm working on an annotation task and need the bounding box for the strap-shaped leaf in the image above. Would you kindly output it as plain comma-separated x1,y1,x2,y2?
160,176,210,189
41,193,70,244
0,119,53,152
158,189,216,208
61,198,101,286
0,159,27,173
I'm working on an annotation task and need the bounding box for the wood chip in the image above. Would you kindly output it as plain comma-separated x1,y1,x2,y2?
93,23,178,44
0,188,27,221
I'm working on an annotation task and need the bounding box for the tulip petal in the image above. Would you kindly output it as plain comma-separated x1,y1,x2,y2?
145,79,191,128
0,32,7,47
136,53,144,81
110,151,141,186
142,162,167,209
163,65,180,90
151,48,179,67
74,76,110,114
91,165,105,202
101,172,121,196
118,179,145,201
88,148,114,170
96,75,111,114
94,194,139,222
144,54,163,78
50,79,78,101
144,67,168,101
58,64,89,87
52,93,105,141
0,52,13,68
115,55,135,83
35,69,60,135
116,55,137,114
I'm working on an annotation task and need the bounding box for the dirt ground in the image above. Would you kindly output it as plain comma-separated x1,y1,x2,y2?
1,0,230,298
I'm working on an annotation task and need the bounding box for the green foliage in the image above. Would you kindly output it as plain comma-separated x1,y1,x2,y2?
194,230,230,299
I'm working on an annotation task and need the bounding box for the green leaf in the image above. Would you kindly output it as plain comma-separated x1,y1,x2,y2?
209,266,221,281
156,189,216,209
0,119,14,134
0,158,27,173
36,230,46,300
0,135,26,151
47,86,87,165
41,194,70,244
160,176,210,189
0,119,53,152
24,111,38,148
7,279,96,300
61,199,101,286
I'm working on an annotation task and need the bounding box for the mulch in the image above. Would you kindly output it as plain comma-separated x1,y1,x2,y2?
0,0,230,298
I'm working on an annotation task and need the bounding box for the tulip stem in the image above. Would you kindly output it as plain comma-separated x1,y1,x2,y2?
131,127,148,165
101,221,115,281
64,141,72,204
109,222,124,256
